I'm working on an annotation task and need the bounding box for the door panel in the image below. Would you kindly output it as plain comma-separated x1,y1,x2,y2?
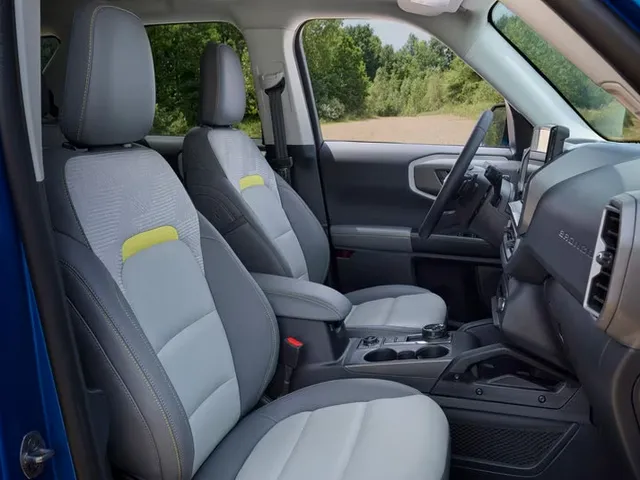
319,141,514,228
319,140,512,322
410,156,518,200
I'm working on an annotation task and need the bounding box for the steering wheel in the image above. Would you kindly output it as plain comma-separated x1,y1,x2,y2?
418,110,494,238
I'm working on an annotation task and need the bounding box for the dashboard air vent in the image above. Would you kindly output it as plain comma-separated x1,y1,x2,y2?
586,206,620,315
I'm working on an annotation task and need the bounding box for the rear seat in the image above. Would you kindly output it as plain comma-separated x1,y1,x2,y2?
41,74,65,149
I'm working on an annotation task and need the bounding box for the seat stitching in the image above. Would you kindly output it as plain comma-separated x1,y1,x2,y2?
156,308,216,357
187,377,235,419
274,412,312,480
110,259,194,455
279,184,329,282
384,297,400,327
201,233,278,399
61,158,90,246
337,403,368,480
61,261,184,480
272,228,294,242
193,190,235,218
261,289,344,320
69,300,163,478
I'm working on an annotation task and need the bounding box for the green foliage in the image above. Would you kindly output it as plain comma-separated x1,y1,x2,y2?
492,7,636,140
41,36,60,70
147,23,259,136
344,24,383,81
145,12,635,142
303,20,370,120
366,54,501,119
146,19,507,136
494,14,609,111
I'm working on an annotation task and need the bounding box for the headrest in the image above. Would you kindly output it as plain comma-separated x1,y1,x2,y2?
61,3,155,146
199,42,246,127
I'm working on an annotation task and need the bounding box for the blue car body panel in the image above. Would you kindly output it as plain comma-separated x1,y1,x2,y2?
602,0,640,32
0,137,75,479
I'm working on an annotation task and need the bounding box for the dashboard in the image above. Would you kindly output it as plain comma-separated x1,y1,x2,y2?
493,134,640,478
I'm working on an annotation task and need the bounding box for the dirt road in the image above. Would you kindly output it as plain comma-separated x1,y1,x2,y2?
320,114,476,145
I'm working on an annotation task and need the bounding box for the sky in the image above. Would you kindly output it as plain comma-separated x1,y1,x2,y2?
343,19,432,50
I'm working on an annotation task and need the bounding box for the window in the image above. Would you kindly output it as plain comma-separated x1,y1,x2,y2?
41,36,60,71
146,23,261,137
491,3,639,141
301,19,504,145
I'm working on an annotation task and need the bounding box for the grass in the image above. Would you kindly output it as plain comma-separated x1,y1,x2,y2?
318,102,495,127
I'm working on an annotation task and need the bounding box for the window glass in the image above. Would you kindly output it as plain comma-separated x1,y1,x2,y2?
146,23,261,137
41,36,60,71
301,19,504,145
491,3,639,141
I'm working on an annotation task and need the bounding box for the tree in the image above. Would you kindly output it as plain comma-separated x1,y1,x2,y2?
303,20,370,120
147,23,259,135
495,15,609,110
345,24,383,81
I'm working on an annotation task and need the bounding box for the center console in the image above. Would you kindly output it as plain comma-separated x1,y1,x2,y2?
342,327,478,392
255,268,597,477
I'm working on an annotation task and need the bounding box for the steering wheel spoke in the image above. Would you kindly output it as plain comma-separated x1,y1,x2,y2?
418,110,494,239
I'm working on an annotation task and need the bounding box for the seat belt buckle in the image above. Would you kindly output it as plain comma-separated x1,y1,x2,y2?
280,337,303,396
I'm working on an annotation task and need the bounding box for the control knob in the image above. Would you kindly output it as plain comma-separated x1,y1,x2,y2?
422,324,447,341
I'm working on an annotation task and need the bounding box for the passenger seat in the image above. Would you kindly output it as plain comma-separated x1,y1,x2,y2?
182,42,448,333
44,3,450,479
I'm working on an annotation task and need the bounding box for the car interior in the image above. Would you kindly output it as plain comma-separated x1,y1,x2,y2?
4,0,640,478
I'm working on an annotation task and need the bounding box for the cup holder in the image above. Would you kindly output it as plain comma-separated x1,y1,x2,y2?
364,348,398,362
416,345,449,359
397,350,417,360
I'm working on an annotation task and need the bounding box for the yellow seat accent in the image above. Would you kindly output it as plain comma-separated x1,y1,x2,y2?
122,226,179,261
239,174,265,190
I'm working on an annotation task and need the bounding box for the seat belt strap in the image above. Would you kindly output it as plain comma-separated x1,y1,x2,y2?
261,72,293,184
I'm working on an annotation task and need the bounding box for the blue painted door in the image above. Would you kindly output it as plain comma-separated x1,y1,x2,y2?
0,137,75,478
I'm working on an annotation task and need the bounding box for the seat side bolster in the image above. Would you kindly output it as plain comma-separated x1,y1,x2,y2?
198,214,279,415
56,232,194,480
183,128,292,278
276,175,330,284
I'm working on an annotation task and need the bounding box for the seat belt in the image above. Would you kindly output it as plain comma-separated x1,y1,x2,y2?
260,72,293,184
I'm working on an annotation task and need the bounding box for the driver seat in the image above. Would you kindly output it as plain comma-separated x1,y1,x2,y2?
182,42,447,332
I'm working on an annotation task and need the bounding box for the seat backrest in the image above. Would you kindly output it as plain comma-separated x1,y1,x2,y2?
44,4,278,478
182,43,330,283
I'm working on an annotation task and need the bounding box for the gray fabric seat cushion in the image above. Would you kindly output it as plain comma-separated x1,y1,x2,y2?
194,379,449,480
345,285,447,333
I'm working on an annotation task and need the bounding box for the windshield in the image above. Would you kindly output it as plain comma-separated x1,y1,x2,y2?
491,3,640,142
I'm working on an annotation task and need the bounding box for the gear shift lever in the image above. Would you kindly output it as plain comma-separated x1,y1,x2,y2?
422,324,447,341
